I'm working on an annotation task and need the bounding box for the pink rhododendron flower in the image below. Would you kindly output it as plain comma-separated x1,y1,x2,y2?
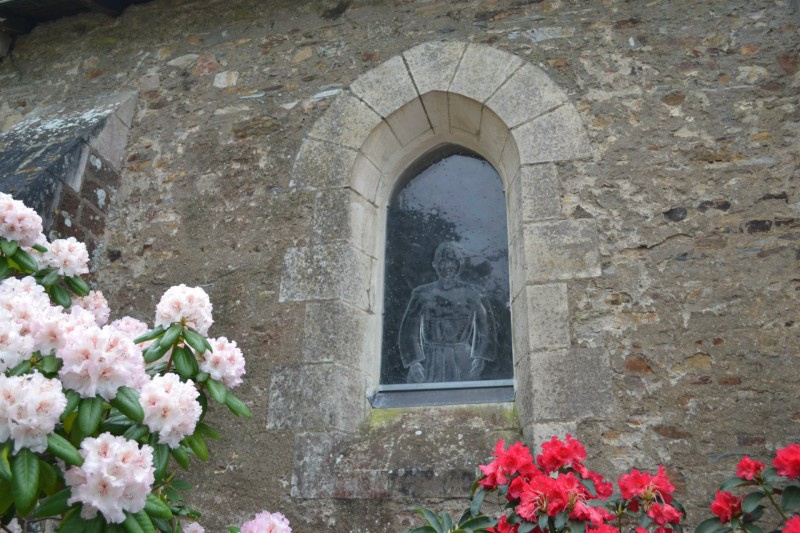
57,321,148,399
536,434,587,474
240,511,291,533
155,284,213,335
140,373,202,448
736,456,766,481
74,290,110,326
783,516,800,533
201,336,246,388
0,192,44,247
710,491,742,523
42,237,89,277
65,433,154,524
774,444,800,479
0,371,67,453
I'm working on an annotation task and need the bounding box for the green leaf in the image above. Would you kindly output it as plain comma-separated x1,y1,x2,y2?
0,441,11,481
11,247,38,272
170,479,192,491
11,448,40,516
720,476,749,492
743,524,764,533
195,422,221,441
518,522,536,533
206,379,227,404
568,519,585,533
224,393,252,418
195,372,209,383
183,434,208,461
762,467,778,484
123,424,150,442
441,512,453,532
7,359,32,376
151,443,169,482
59,507,91,533
0,479,13,514
182,328,208,354
781,485,800,511
143,342,171,364
38,458,59,495
403,528,437,533
0,239,19,257
45,434,83,467
39,354,62,374
61,389,82,421
581,477,597,497
172,346,197,380
40,269,60,288
144,494,174,520
123,511,147,533
554,511,567,530
131,509,157,533
459,516,496,530
742,490,765,514
470,486,487,518
0,257,9,279
49,283,72,308
111,386,145,423
159,324,183,349
537,513,548,531
414,507,443,533
695,517,724,533
152,517,171,533
134,326,166,345
33,488,73,518
32,243,48,253
78,396,105,435
83,515,107,533
171,446,190,469
64,275,90,297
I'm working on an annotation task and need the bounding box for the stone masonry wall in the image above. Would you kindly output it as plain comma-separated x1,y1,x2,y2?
0,1,798,531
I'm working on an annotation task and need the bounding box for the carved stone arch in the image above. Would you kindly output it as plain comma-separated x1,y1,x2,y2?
271,43,613,489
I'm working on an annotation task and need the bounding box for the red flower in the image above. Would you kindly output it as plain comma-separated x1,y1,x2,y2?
537,435,587,474
736,456,766,481
571,501,615,526
590,524,620,533
710,491,742,523
490,516,520,533
646,503,682,526
618,466,675,503
774,444,800,480
783,516,800,533
480,440,540,490
586,470,614,500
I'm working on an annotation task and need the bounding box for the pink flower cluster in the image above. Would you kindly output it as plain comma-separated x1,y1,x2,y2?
0,192,43,247
240,511,292,533
155,284,213,335
139,373,202,448
41,237,89,277
202,336,246,388
73,290,111,326
0,371,67,453
65,433,155,524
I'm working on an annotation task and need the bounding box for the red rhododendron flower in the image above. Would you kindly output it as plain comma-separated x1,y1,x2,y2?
774,444,800,479
537,435,587,474
646,503,682,526
490,515,520,533
618,466,675,503
590,524,620,533
586,470,614,499
571,501,615,526
480,440,539,490
710,491,742,523
736,456,766,481
783,516,800,533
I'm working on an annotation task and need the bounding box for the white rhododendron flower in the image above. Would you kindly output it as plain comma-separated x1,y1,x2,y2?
41,237,90,277
201,337,246,388
0,192,44,247
155,284,213,335
65,433,155,524
183,523,205,533
0,372,67,453
240,511,292,533
140,373,202,448
108,316,150,341
0,277,59,370
74,290,111,326
57,322,148,399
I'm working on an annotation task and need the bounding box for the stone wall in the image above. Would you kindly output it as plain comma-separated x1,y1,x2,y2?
0,0,798,531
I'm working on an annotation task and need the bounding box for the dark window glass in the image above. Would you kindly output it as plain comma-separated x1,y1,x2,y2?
380,148,512,390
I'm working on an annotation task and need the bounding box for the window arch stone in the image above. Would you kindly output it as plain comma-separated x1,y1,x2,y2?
270,41,613,499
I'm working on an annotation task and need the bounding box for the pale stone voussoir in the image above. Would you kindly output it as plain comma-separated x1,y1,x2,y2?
350,55,418,118
290,138,357,191
302,301,372,369
385,98,432,146
403,41,466,95
308,93,383,150
312,188,378,254
360,120,403,172
450,44,524,103
350,153,382,203
513,105,591,164
525,283,570,352
521,218,601,281
487,63,568,129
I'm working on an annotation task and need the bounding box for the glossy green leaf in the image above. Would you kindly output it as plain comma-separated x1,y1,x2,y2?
171,446,190,469
720,476,749,492
184,434,208,461
61,389,81,421
134,325,166,345
743,524,764,533
123,511,147,533
151,517,171,533
195,422,220,441
131,509,157,533
47,432,84,466
144,493,174,520
78,396,105,435
403,528,437,533
143,342,170,364
49,283,72,308
194,371,209,383
518,522,536,533
59,507,90,533
32,243,48,253
170,479,191,491
782,485,800,511
39,354,62,374
11,448,40,516
123,424,150,442
225,393,252,418
695,517,724,533
742,490,765,513
0,257,10,279
459,515,496,530
159,323,183,349
152,443,169,483
0,239,18,257
0,441,11,481
206,379,227,404
33,488,73,518
470,486,486,518
172,346,197,379
182,328,208,354
7,359,31,376
413,507,443,533
441,512,453,532
38,458,59,495
40,269,60,288
111,386,145,423
568,519,585,533
64,275,90,296
0,479,13,514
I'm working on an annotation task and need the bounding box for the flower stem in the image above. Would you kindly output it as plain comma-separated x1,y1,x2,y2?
764,489,789,522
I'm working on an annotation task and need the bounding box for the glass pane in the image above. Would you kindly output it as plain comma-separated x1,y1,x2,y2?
380,151,512,386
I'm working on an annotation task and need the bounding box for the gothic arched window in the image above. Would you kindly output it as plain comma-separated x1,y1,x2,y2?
374,146,514,407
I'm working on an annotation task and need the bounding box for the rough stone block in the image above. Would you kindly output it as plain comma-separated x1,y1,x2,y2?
386,98,431,146
510,286,530,359
291,431,348,498
312,189,377,255
513,105,591,164
508,164,561,225
524,283,570,351
403,41,466,95
508,231,526,302
302,301,372,368
267,364,366,431
525,421,579,448
278,242,373,310
350,153,381,202
420,91,450,135
88,114,129,171
487,63,568,129
308,93,382,150
350,55,418,118
521,219,601,281
450,44,524,103
448,93,481,135
291,139,357,191
111,91,138,128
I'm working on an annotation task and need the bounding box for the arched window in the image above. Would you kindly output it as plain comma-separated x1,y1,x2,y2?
373,146,514,407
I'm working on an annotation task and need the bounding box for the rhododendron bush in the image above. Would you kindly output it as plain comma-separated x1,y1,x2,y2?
0,193,290,533
404,436,800,533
